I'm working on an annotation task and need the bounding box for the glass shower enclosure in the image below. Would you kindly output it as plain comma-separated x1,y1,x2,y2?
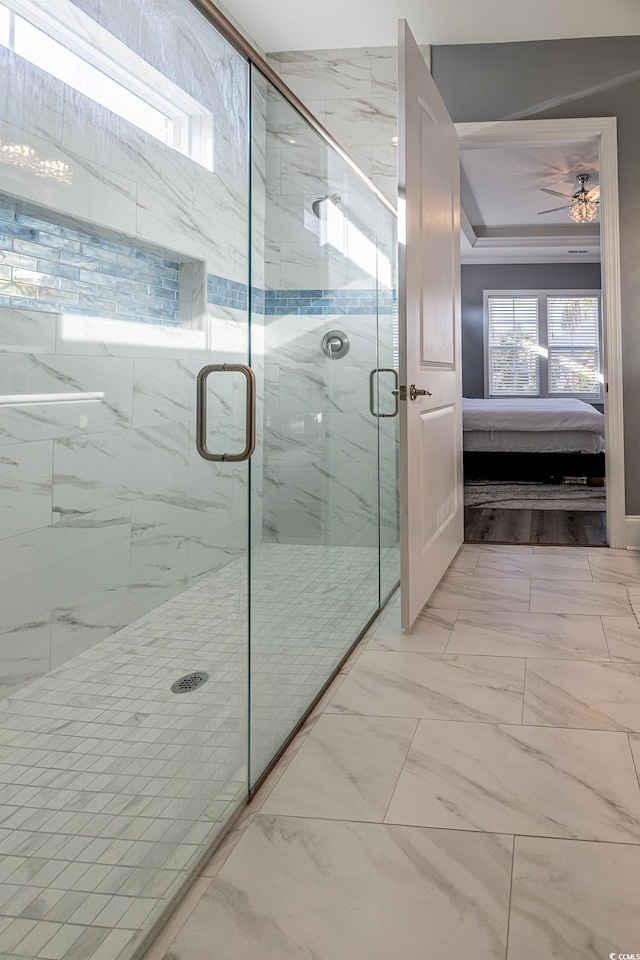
0,0,399,956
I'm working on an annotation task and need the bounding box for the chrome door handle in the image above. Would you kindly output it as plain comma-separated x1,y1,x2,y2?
409,384,432,400
196,363,256,462
369,368,399,418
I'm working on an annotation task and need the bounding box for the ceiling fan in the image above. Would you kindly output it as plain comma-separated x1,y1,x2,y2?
538,173,600,222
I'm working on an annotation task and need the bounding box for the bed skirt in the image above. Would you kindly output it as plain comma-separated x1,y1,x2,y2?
463,451,605,483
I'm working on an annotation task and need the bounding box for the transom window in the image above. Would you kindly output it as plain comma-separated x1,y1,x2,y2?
0,0,214,169
484,289,602,401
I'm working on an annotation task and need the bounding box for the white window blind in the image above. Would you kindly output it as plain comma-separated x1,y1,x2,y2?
547,296,600,397
487,296,539,396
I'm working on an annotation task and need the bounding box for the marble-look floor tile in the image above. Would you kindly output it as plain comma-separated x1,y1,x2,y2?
448,547,479,573
471,543,534,554
587,547,639,557
140,877,211,960
602,616,640,661
428,573,531,612
166,816,512,960
384,720,640,841
474,554,592,581
365,606,457,652
628,736,640,781
532,545,594,555
589,551,640,584
530,580,632,616
508,837,640,959
260,713,418,822
447,612,609,660
523,659,640,731
326,652,525,723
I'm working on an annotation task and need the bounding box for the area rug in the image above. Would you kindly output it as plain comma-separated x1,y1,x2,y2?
464,481,606,512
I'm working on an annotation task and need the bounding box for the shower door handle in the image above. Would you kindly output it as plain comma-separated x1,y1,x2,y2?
369,368,399,418
196,363,256,462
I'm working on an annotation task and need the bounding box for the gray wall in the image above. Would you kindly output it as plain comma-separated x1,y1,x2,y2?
462,262,602,397
431,35,640,511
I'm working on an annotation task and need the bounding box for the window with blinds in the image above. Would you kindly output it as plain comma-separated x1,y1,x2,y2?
487,296,540,396
484,289,602,400
547,296,600,397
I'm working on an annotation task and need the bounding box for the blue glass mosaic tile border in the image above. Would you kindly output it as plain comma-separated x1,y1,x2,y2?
205,279,395,316
206,274,248,311
260,288,395,316
0,206,180,324
0,203,394,323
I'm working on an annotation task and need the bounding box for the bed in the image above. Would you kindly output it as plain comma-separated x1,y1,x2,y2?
463,397,605,482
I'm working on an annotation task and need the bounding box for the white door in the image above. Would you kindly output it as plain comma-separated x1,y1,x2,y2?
398,20,463,629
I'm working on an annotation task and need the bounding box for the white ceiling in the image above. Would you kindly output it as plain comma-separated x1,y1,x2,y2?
460,142,601,263
222,0,640,53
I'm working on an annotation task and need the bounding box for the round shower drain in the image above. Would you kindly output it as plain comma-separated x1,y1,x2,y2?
171,671,209,694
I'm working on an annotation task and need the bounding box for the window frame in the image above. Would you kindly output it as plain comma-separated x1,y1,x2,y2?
483,288,603,402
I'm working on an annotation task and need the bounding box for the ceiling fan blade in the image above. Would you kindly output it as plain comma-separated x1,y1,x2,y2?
540,187,574,199
538,205,571,215
586,186,600,200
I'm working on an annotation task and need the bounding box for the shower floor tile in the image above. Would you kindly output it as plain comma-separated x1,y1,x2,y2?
0,544,392,960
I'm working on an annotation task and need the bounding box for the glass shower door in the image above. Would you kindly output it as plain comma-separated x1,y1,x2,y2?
0,0,251,954
248,70,385,787
376,205,401,601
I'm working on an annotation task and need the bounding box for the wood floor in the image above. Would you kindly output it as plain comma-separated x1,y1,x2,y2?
464,506,607,546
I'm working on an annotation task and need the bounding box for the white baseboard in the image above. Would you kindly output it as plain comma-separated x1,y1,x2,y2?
624,516,640,550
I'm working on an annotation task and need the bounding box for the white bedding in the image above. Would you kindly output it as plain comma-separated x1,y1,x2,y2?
464,430,604,454
463,398,605,454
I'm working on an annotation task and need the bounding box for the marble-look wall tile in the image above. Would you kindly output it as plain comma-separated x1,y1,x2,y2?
0,120,138,239
187,516,248,581
277,242,371,289
54,315,207,360
132,359,197,428
0,353,134,447
136,187,238,278
337,46,397,61
0,1,258,730
52,422,189,520
324,92,397,149
265,44,430,206
371,56,397,96
49,581,182,669
0,618,51,700
267,49,339,66
0,309,57,354
0,505,132,629
61,90,194,216
278,59,372,101
0,440,53,540
130,500,190,585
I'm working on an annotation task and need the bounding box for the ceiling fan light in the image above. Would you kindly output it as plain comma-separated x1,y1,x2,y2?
568,197,598,223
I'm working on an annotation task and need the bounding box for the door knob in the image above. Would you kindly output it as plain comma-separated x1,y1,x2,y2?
409,384,432,400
